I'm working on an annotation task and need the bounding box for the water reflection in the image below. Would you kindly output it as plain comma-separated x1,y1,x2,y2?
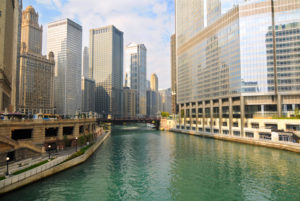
1,125,300,201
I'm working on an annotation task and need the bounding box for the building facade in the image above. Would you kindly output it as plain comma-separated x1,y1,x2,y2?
0,0,22,112
81,76,95,113
159,88,172,114
89,25,123,118
82,46,89,77
18,6,55,114
123,86,136,118
176,0,300,138
47,19,82,115
150,73,158,91
146,90,159,117
125,43,147,117
170,34,178,115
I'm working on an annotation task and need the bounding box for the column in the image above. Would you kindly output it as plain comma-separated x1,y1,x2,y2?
240,96,245,137
202,102,205,132
219,99,222,134
196,102,199,131
32,126,45,144
210,100,213,133
58,125,63,140
73,124,79,138
179,104,182,128
184,104,186,129
229,97,233,135
190,102,192,129
277,93,282,118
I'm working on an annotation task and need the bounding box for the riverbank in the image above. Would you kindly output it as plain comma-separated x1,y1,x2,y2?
171,128,300,153
0,131,111,195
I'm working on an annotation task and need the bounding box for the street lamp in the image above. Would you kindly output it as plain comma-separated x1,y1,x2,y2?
48,145,51,159
75,137,78,152
6,157,9,176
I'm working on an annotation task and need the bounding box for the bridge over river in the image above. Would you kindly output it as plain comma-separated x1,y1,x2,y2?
97,118,161,130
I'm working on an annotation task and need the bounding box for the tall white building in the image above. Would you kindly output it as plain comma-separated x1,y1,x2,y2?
89,25,123,118
125,43,147,117
82,46,89,77
47,19,82,115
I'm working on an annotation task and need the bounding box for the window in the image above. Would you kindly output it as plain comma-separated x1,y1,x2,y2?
223,130,229,135
259,133,271,140
251,123,259,129
246,132,254,138
233,131,240,136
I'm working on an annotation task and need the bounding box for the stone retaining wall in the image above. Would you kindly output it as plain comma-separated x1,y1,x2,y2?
0,131,111,195
171,129,300,153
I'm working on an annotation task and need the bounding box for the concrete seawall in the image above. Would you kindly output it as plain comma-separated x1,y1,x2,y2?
171,129,300,153
0,131,111,195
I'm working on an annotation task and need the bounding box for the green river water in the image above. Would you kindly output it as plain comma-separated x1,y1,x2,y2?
1,125,300,201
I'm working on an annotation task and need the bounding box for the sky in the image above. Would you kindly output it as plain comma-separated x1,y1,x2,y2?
23,0,175,89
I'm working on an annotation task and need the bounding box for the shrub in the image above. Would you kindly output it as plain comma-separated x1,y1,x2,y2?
12,160,49,175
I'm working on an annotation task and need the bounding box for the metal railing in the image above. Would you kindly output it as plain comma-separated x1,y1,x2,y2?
0,155,70,189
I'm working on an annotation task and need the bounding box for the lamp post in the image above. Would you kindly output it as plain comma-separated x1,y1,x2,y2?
6,157,9,176
48,145,51,159
75,137,78,152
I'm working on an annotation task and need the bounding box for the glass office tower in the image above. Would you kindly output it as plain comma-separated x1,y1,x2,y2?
176,0,300,136
125,43,147,117
89,25,123,118
47,19,82,115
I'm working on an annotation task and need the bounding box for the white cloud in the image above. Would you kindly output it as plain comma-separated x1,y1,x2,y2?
47,0,174,89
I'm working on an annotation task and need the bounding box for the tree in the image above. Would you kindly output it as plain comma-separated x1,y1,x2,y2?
161,112,169,118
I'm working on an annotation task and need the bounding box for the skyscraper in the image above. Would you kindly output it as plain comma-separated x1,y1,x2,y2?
89,25,123,118
47,19,82,115
159,88,172,114
150,73,158,91
175,0,300,136
81,76,95,113
18,6,55,114
125,42,147,116
170,34,178,114
0,0,21,112
82,46,89,77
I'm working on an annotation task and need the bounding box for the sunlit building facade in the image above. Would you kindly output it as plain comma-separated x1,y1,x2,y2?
0,0,21,112
82,46,89,78
47,19,82,115
125,43,147,117
18,6,55,114
171,34,178,114
150,73,158,91
176,0,300,137
89,25,123,118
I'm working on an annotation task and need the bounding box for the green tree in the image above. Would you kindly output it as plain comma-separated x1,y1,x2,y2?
161,112,169,118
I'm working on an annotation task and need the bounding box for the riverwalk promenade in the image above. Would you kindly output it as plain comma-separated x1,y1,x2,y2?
171,128,300,153
0,131,111,195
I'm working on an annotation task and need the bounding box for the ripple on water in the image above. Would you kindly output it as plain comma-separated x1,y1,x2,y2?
1,126,300,201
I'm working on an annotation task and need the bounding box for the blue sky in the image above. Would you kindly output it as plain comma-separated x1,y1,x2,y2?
23,0,175,89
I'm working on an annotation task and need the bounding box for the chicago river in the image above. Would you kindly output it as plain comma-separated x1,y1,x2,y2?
2,125,300,201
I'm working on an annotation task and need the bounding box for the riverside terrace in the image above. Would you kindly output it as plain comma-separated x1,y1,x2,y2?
0,118,97,165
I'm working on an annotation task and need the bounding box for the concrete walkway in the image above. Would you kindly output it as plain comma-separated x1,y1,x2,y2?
0,132,108,176
0,131,110,195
